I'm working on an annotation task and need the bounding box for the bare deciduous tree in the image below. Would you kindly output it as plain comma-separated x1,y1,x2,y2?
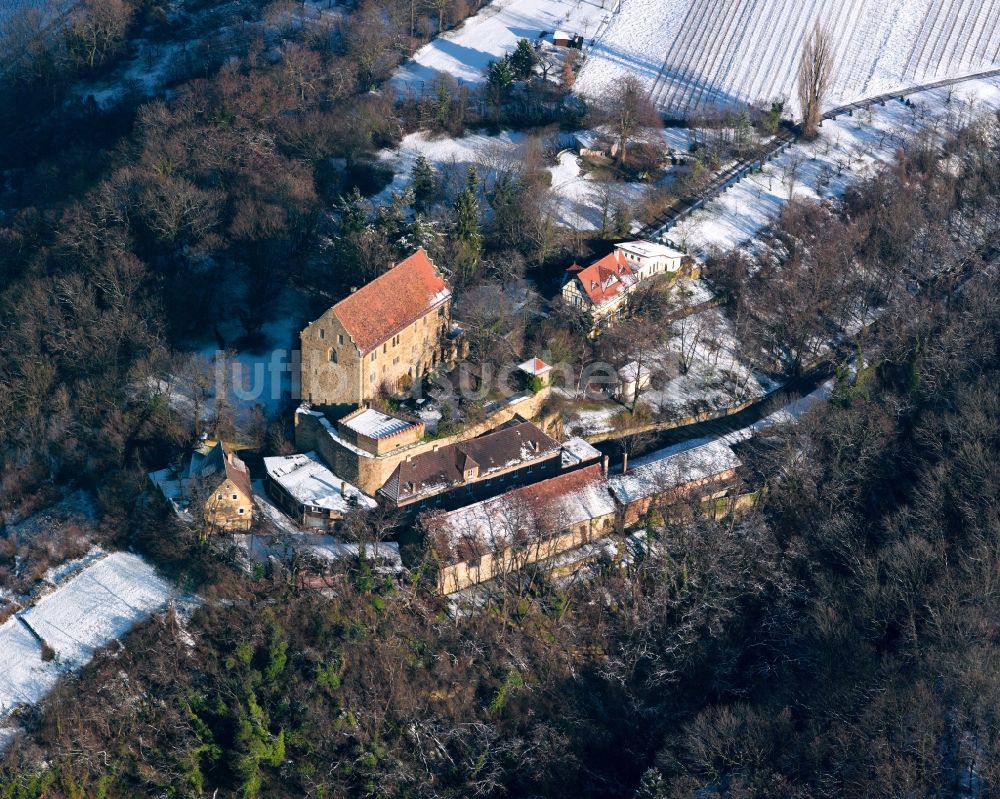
797,23,833,140
597,74,660,166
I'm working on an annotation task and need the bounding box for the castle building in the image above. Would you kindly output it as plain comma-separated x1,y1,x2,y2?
300,249,452,408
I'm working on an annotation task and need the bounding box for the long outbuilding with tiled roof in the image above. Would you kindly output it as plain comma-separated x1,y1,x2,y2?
379,418,564,520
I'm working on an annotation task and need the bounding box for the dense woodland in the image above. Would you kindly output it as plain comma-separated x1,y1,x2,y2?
2,0,1000,794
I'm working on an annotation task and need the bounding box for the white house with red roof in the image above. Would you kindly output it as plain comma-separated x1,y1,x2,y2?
561,240,684,331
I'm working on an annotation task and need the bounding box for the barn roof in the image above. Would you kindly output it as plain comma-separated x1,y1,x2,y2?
608,440,740,505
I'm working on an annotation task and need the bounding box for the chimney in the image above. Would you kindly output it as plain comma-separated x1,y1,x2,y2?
340,481,346,498
601,454,609,477
622,451,629,474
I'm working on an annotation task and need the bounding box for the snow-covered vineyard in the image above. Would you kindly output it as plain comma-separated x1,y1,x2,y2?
577,0,1000,116
394,0,1000,118
0,552,174,748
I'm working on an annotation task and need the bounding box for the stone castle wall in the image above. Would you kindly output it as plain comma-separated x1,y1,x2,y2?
295,388,553,496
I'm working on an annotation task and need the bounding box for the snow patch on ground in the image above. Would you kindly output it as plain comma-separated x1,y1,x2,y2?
549,150,652,230
42,547,107,587
376,129,528,204
77,40,196,108
665,76,1000,257
0,553,175,747
158,286,309,422
376,129,669,231
392,0,614,94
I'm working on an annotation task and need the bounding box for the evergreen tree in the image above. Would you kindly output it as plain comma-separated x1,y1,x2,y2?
453,166,483,281
633,768,668,799
434,78,451,130
374,191,407,243
487,56,515,91
510,38,537,79
411,155,437,213
611,199,632,238
336,187,367,235
402,214,443,254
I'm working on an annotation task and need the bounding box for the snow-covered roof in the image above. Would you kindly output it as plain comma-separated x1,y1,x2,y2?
300,540,403,571
608,440,740,505
616,240,684,260
296,405,376,460
426,464,616,564
618,361,652,383
553,29,570,39
148,467,193,520
341,408,419,440
517,357,552,376
561,436,603,467
264,452,377,513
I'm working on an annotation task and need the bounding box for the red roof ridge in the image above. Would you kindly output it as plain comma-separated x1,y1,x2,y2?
328,249,450,354
571,249,636,306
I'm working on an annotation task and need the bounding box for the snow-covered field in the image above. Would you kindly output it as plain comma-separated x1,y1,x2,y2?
0,553,174,746
641,301,779,415
376,129,529,203
576,0,1000,116
392,0,615,94
377,128,678,231
664,75,1000,256
562,278,777,434
549,149,651,229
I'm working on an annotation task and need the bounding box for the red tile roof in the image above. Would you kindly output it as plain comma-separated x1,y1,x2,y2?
570,251,638,307
519,357,552,375
332,249,450,355
425,464,616,564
